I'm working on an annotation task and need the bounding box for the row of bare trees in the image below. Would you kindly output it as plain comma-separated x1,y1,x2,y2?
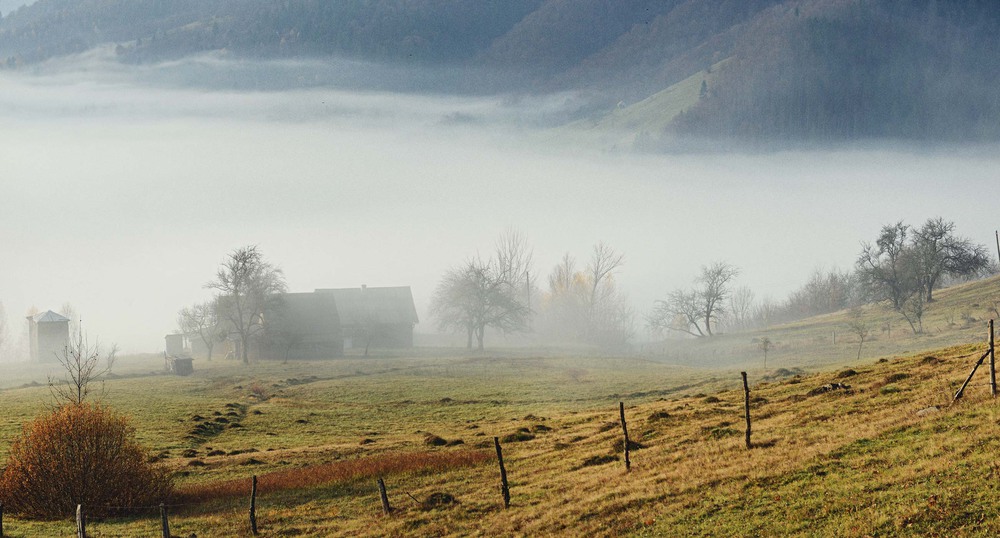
430,231,635,350
647,218,992,340
856,218,990,334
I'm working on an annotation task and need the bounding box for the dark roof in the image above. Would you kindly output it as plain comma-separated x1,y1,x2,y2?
314,286,419,326
29,310,70,323
267,292,342,343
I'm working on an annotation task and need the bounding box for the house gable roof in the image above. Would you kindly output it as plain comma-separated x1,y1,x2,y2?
314,286,419,326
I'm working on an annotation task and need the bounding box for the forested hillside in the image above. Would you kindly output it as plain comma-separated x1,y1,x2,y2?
673,0,1000,141
2,0,999,143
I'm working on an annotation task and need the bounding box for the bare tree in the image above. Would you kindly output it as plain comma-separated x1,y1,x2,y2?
857,222,916,310
207,245,287,364
178,300,224,361
899,291,925,335
541,254,588,340
857,219,985,334
649,289,706,337
430,256,529,350
587,242,624,316
846,308,872,360
913,217,990,302
650,261,739,337
752,296,777,329
784,269,860,319
431,231,536,350
48,331,118,405
539,244,634,348
726,286,756,331
698,262,740,335
60,302,80,338
495,228,535,302
758,336,772,368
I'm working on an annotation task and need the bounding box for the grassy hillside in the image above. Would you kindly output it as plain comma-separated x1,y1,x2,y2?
556,60,725,150
2,313,1000,535
652,274,1000,373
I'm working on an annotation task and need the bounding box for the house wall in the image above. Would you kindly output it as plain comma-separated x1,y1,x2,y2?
257,338,344,360
35,321,68,363
252,291,344,360
375,324,413,348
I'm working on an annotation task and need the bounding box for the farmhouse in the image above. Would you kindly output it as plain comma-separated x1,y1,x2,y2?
258,291,345,360
26,310,70,363
197,286,418,360
315,285,419,349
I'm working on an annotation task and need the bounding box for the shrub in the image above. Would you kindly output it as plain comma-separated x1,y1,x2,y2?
0,403,173,519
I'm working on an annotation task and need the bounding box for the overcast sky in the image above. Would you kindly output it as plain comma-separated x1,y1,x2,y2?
1,51,998,355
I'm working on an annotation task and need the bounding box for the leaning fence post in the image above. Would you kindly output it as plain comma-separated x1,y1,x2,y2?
619,401,631,471
955,349,992,401
159,503,170,538
990,320,996,398
377,477,392,515
249,475,258,535
76,504,86,538
741,372,752,450
494,436,510,509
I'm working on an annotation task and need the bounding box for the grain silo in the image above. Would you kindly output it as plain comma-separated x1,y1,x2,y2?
27,310,70,363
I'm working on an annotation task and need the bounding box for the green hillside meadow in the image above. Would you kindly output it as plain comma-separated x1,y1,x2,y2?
1,276,1000,535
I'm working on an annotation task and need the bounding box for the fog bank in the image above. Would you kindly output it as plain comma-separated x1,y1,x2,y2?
1,53,998,354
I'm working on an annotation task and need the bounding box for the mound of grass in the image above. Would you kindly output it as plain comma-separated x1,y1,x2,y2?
501,431,535,443
423,434,447,446
420,492,458,510
580,454,618,468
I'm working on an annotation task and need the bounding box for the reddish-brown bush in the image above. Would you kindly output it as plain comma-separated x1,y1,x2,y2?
0,403,173,519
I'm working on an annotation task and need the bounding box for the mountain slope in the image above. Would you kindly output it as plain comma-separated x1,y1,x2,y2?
673,0,1000,141
2,0,1000,143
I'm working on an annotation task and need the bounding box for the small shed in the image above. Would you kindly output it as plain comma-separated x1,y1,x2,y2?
169,357,194,376
165,333,186,356
164,334,194,375
27,310,70,363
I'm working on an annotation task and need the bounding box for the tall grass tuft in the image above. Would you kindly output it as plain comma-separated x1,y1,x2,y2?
176,449,491,504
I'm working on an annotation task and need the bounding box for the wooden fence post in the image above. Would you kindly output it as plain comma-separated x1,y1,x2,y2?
619,401,631,471
249,475,258,536
76,504,85,538
159,503,169,538
741,372,752,450
990,320,996,398
494,437,510,509
377,477,392,515
955,349,992,401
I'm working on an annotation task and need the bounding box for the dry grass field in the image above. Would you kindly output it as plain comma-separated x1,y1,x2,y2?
2,277,1000,536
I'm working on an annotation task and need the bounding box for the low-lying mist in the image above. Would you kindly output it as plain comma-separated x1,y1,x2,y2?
1,51,998,355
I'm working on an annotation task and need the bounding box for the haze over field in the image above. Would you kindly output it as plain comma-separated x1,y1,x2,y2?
1,49,998,354
6,4,1000,537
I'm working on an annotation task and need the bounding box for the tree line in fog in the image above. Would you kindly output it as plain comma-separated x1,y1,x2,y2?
430,218,993,350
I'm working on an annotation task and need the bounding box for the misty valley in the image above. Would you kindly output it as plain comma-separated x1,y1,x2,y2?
2,1,1000,536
